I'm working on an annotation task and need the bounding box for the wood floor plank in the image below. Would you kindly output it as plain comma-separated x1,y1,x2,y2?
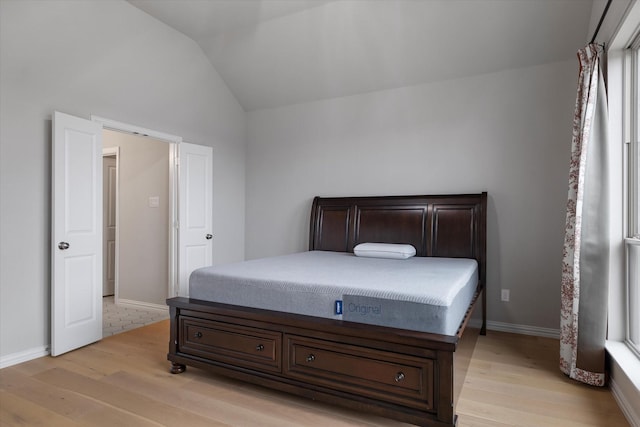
0,321,630,427
64,342,172,379
33,367,227,427
75,406,163,427
458,383,628,426
456,331,630,427
101,370,304,427
457,413,515,427
463,373,621,408
0,369,103,420
458,399,569,427
5,354,60,377
0,390,81,427
184,369,411,427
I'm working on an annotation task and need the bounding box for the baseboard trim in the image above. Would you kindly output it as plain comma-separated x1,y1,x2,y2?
611,377,640,427
0,346,49,369
486,320,560,339
116,298,169,313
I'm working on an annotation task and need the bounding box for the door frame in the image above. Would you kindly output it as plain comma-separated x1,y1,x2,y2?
102,147,119,299
92,115,180,298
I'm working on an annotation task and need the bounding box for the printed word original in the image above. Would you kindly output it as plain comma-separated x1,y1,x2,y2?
347,303,382,316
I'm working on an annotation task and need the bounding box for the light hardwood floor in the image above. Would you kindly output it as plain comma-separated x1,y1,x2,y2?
0,321,629,427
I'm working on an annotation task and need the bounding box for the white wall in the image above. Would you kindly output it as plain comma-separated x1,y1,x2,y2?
103,130,170,306
246,60,577,331
0,1,246,361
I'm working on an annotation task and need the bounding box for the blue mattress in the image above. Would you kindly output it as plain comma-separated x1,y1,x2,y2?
189,250,478,336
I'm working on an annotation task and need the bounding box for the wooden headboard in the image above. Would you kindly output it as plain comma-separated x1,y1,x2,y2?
309,193,487,286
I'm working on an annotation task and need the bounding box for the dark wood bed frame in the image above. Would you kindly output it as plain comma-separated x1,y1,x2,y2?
167,192,487,427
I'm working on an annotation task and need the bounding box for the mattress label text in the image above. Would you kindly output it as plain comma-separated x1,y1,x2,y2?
347,302,382,316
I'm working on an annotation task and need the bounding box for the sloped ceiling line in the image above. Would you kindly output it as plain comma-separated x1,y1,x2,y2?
128,0,593,111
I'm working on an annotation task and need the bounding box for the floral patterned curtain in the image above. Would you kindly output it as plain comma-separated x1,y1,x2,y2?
560,44,609,387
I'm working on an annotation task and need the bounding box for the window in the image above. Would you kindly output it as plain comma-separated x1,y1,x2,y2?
625,34,640,357
628,243,640,354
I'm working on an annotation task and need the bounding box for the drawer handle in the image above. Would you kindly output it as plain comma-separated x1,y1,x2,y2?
256,344,265,351
306,354,316,363
194,331,203,339
395,372,405,382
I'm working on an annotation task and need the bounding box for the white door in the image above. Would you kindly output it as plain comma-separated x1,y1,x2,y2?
102,155,116,296
178,142,213,297
51,112,103,356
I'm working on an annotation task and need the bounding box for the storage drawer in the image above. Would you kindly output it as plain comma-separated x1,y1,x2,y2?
284,335,434,411
179,317,282,373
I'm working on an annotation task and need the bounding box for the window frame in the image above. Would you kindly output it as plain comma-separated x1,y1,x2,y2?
625,34,640,359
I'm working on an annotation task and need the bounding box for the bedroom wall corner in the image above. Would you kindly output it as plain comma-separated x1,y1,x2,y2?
245,59,577,333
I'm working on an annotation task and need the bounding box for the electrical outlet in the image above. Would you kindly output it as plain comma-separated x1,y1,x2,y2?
501,289,510,302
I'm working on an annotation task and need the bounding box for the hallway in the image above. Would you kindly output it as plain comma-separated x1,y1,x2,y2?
102,296,168,336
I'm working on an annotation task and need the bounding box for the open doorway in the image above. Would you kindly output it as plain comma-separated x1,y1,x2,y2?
52,111,213,355
101,129,172,335
102,150,117,297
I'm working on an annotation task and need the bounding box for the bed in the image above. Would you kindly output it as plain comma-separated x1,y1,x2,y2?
167,193,487,427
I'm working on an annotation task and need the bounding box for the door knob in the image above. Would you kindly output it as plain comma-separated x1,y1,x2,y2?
58,242,70,250
206,234,213,240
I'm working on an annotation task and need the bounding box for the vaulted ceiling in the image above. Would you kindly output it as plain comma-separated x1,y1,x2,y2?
128,0,593,111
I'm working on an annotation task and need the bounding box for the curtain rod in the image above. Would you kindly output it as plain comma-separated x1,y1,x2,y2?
590,0,613,44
